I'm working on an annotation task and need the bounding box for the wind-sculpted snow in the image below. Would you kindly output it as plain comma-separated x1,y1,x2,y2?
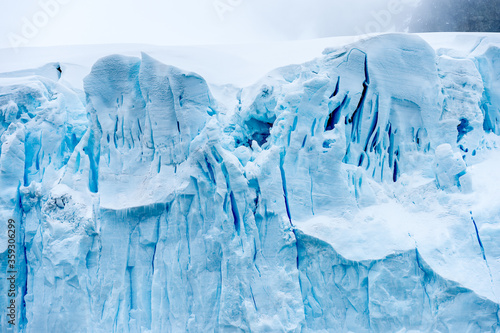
1,34,500,332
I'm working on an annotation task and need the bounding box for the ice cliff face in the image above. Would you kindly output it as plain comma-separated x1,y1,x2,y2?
1,34,500,332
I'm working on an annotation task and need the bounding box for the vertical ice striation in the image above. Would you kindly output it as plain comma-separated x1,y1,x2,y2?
1,34,500,332
476,46,500,135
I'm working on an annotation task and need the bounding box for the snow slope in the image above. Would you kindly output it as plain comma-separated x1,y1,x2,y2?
1,33,500,332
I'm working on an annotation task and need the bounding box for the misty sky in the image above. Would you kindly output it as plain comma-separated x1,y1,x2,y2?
0,0,420,49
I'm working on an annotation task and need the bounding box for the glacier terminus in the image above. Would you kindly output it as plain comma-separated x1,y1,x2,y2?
1,33,500,332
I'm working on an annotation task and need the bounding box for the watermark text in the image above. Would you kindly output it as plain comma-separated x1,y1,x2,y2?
213,0,244,21
6,218,17,326
7,0,74,50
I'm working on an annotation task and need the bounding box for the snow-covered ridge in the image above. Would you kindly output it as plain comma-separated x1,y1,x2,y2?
1,33,500,332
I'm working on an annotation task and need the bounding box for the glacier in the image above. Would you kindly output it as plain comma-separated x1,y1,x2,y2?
1,33,500,332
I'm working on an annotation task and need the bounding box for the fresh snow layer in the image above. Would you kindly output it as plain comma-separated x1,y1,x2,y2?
1,33,500,332
1,33,499,87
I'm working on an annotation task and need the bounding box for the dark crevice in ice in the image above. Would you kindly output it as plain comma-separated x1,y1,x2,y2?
393,160,399,183
470,211,498,301
325,95,347,132
358,153,365,167
364,94,380,154
348,54,370,144
470,211,487,261
229,191,240,234
248,177,260,216
137,119,143,135
205,156,216,184
238,117,276,148
250,286,258,311
113,117,119,149
329,77,340,98
211,147,223,164
457,118,473,142
279,150,292,225
387,123,394,169
86,131,100,193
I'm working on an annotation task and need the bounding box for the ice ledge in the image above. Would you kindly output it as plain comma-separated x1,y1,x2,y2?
295,230,500,332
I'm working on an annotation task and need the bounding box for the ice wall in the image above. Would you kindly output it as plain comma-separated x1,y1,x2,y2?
1,34,500,332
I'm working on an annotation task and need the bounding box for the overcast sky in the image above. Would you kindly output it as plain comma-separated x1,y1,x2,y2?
0,0,419,50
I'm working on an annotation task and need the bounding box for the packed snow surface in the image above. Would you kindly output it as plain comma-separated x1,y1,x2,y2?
1,33,500,332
